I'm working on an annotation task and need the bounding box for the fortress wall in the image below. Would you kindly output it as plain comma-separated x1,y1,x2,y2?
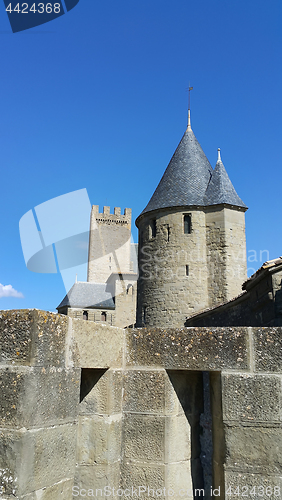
1,311,282,499
114,277,137,328
186,267,282,327
205,208,228,306
222,208,247,301
205,207,247,308
67,307,116,326
0,310,80,499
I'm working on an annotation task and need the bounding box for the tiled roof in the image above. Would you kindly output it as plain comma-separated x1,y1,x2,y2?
57,282,115,310
204,159,247,209
136,126,247,222
138,128,213,218
243,256,282,289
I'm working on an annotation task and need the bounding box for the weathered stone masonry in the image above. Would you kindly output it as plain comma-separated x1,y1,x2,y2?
1,310,282,499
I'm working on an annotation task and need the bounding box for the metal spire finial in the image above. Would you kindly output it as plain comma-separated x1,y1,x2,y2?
186,85,193,131
217,148,221,162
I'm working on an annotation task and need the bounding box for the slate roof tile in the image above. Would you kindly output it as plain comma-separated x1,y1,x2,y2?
204,159,247,209
138,128,213,218
57,282,115,310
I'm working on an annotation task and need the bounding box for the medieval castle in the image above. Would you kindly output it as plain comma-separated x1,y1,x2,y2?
57,110,281,330
1,112,282,500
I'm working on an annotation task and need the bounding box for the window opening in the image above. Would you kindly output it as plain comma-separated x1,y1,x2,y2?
184,214,191,234
149,219,157,239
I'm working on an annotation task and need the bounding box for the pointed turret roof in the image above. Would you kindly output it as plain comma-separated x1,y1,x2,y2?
203,149,247,209
138,124,213,219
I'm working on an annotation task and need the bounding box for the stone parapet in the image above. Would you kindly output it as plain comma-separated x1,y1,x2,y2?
0,311,281,499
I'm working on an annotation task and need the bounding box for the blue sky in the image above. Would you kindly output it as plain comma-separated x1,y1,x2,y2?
0,0,281,312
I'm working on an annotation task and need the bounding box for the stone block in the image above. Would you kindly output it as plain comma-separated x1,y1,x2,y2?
166,462,196,500
225,426,282,474
0,310,75,368
79,369,122,415
222,373,282,423
74,463,120,494
77,415,122,465
123,414,165,462
0,429,22,497
165,414,191,462
253,327,282,372
224,472,282,500
0,424,77,496
0,367,80,429
19,478,74,499
0,310,33,366
120,463,165,500
123,369,166,414
72,320,124,368
126,328,249,371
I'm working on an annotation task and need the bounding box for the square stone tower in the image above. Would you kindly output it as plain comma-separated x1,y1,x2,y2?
87,205,132,283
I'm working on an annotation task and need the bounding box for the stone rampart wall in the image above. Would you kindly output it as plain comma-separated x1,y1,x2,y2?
1,310,281,499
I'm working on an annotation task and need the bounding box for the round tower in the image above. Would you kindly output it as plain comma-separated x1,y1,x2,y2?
136,114,247,328
136,114,213,327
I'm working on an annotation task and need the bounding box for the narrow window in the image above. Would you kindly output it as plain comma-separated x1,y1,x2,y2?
167,225,170,242
83,310,88,320
101,312,107,321
142,306,147,325
184,214,191,234
149,219,157,239
186,265,189,276
127,284,133,295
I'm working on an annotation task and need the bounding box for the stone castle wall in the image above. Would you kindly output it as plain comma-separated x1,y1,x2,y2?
205,206,247,308
113,277,137,327
1,310,281,499
186,267,282,328
66,307,116,326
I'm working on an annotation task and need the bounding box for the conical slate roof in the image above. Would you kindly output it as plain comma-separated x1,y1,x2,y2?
204,155,247,209
138,127,213,218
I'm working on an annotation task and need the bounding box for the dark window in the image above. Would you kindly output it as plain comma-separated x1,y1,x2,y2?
101,312,107,321
186,265,189,276
142,306,147,325
83,310,88,320
149,219,157,239
184,214,191,234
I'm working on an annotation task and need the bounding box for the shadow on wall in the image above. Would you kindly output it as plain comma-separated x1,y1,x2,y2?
80,368,107,403
167,371,211,500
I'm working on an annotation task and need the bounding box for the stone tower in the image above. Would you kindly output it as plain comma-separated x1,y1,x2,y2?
136,113,247,327
87,205,132,283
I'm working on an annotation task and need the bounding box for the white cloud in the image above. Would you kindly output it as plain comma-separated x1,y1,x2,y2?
0,284,24,299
